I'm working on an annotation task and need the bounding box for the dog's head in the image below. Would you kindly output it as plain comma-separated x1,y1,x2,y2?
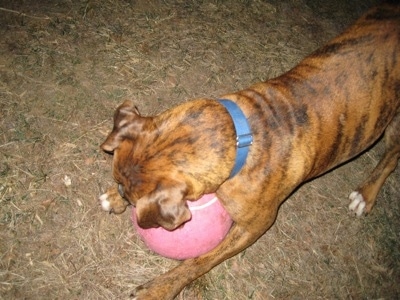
101,100,236,230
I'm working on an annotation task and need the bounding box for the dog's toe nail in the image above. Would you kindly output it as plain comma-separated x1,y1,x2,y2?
348,191,366,216
355,201,366,217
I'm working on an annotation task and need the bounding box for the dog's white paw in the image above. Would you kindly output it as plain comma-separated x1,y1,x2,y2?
99,193,111,212
348,191,366,217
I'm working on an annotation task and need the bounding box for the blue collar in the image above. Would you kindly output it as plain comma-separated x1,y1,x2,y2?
218,99,253,178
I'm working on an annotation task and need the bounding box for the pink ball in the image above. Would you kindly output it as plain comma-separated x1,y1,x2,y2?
131,193,233,260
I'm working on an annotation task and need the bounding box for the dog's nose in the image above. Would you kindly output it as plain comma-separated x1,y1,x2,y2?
118,184,125,198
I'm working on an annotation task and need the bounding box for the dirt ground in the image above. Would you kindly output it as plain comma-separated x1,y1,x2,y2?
1,0,399,299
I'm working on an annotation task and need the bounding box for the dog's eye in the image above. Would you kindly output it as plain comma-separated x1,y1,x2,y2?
118,184,125,198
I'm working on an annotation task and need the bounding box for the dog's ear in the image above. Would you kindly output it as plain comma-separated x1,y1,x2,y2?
101,100,143,153
135,182,191,231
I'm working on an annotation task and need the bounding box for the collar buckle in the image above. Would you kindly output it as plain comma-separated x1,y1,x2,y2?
237,133,253,148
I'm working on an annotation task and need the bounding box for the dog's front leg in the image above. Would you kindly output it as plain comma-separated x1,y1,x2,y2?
132,216,275,300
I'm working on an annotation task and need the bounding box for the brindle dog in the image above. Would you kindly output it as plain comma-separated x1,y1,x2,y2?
99,4,400,299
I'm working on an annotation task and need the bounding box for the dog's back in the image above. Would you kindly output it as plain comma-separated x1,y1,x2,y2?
231,4,400,180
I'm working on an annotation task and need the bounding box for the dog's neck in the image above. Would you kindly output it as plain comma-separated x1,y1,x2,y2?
218,99,253,178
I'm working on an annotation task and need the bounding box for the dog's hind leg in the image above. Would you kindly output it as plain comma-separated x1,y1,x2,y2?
349,110,400,216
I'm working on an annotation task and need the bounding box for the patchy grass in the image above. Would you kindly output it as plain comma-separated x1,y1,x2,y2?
1,0,398,299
